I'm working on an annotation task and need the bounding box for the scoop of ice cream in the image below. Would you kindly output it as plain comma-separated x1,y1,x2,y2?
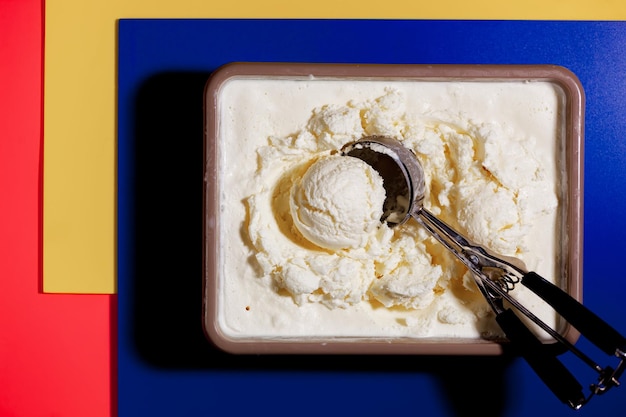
290,154,386,250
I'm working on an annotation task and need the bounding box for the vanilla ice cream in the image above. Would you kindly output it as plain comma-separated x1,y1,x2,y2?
209,68,574,345
290,155,386,250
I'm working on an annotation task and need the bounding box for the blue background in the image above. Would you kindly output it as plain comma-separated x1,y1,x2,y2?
118,20,626,416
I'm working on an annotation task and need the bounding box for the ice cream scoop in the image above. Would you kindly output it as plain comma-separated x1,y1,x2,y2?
341,135,626,410
340,135,424,227
289,154,386,250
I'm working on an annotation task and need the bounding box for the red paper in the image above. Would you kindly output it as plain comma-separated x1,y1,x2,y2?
0,0,113,415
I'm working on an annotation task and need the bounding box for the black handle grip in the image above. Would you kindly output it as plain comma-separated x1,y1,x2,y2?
496,308,585,408
522,272,626,356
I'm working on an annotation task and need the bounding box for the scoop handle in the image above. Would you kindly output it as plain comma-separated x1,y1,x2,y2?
522,272,626,356
496,308,586,408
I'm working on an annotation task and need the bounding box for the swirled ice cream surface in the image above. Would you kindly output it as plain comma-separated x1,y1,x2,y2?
216,78,564,339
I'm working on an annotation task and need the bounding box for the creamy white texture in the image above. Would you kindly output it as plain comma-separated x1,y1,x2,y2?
290,155,386,250
217,78,564,340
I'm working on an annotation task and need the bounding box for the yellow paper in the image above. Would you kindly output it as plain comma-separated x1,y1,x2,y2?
43,1,626,294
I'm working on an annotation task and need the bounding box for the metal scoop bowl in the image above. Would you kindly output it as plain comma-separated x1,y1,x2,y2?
339,135,423,227
341,135,626,410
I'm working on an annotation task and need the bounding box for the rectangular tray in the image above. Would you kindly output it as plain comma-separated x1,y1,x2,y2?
203,62,584,355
